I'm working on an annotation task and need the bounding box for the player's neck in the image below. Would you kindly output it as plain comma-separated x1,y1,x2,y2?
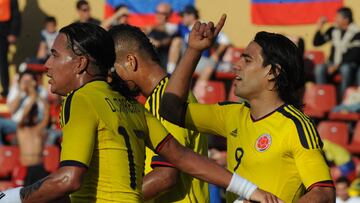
139,64,167,97
248,94,284,120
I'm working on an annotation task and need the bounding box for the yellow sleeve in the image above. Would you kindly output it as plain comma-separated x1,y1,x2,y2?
144,110,171,152
185,102,232,137
60,92,98,167
289,127,333,189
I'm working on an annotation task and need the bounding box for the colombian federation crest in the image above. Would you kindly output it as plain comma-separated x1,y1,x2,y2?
255,134,272,152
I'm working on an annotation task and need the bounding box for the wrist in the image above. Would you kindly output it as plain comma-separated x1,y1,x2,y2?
0,187,23,203
226,173,257,200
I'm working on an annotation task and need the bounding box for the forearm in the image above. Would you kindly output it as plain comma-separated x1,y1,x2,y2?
8,94,22,114
313,31,326,46
160,137,231,188
296,187,335,203
19,167,83,203
165,47,202,99
142,167,179,200
197,66,214,81
19,96,37,123
37,100,49,130
160,47,203,126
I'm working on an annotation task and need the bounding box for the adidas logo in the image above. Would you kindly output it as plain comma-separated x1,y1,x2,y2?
230,128,238,137
0,192,5,199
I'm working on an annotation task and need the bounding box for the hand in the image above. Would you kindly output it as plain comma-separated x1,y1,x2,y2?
188,14,226,51
249,188,284,203
317,16,327,30
7,35,17,43
327,65,338,75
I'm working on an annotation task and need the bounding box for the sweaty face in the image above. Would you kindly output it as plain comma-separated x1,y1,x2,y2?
45,33,79,96
232,41,273,100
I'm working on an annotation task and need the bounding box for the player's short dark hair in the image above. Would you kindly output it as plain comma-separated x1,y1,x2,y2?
76,0,89,10
254,31,305,110
181,5,199,19
115,4,128,11
44,16,57,25
19,69,37,82
59,23,115,76
337,7,353,23
109,24,161,64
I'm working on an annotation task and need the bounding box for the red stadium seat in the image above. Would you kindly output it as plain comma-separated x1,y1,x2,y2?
228,81,239,102
0,146,20,178
214,71,236,80
43,146,60,173
348,122,360,154
136,94,147,105
304,84,337,118
304,50,325,65
195,81,226,104
26,64,47,73
329,87,360,121
317,121,349,147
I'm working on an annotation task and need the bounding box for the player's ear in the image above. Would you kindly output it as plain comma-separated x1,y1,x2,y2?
267,63,281,81
125,54,138,72
75,55,89,74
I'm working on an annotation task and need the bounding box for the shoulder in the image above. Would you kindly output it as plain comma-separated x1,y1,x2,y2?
277,105,322,150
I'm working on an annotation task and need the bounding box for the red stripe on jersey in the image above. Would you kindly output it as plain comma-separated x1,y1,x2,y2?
155,134,173,154
307,181,335,191
151,161,175,168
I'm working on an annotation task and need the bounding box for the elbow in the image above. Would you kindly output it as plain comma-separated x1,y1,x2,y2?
53,170,83,194
311,186,336,202
62,175,82,193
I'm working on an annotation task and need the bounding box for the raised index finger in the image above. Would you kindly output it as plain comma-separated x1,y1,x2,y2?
214,14,227,37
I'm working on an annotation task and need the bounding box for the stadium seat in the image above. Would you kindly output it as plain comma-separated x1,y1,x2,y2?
228,81,239,102
304,50,325,65
195,81,226,104
348,121,360,154
328,87,360,121
214,71,235,80
0,146,20,178
136,94,147,105
43,146,60,173
26,63,47,73
317,121,349,147
304,84,337,118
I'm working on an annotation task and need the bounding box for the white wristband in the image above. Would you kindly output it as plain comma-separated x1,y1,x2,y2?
226,173,257,200
0,187,23,203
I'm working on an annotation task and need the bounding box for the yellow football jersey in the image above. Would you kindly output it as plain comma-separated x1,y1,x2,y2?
60,80,170,203
184,102,333,203
144,77,209,203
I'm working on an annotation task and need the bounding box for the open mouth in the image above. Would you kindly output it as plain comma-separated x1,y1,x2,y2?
235,76,242,81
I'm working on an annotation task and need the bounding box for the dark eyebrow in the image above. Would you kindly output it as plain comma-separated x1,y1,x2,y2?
240,53,253,59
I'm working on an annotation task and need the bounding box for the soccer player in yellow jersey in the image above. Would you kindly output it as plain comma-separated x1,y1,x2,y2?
109,24,209,202
160,20,336,202
0,21,283,202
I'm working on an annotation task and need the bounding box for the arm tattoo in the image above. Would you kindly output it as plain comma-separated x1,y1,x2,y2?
20,176,50,200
